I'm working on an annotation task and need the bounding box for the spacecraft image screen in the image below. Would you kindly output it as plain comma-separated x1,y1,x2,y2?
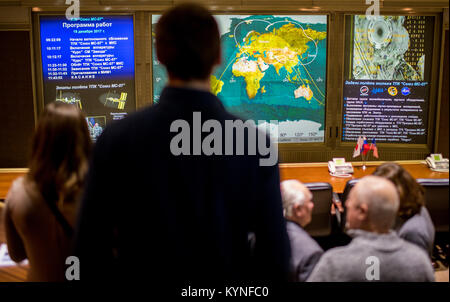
39,15,136,135
342,15,434,144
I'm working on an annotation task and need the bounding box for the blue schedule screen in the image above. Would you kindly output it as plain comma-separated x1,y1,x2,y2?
40,15,136,141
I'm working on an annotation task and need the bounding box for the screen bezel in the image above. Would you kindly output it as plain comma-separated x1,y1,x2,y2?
336,12,442,156
29,9,445,164
149,13,332,151
33,12,138,120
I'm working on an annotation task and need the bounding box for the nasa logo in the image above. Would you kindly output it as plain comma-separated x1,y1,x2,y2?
360,86,369,96
401,87,411,96
388,86,398,96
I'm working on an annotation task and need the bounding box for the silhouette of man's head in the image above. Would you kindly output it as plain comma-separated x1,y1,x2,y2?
155,3,221,81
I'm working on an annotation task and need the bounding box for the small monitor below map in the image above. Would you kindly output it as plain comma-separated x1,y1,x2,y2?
152,14,328,143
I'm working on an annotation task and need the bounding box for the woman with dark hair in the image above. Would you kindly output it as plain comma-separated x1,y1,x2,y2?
373,162,435,254
3,102,91,281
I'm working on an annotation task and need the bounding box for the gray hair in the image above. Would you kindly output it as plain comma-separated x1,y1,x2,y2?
353,176,400,231
280,179,309,217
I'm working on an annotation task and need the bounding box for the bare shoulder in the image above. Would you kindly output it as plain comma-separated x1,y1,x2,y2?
5,176,31,212
5,176,25,200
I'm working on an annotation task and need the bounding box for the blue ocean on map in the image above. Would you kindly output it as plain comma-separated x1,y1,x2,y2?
152,15,328,142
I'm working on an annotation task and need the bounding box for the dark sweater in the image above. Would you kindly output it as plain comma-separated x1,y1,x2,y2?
74,86,291,282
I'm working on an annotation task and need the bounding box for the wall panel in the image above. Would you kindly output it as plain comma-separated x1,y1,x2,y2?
0,31,35,168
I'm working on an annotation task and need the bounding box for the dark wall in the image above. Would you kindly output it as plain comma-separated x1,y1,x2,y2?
437,30,449,158
0,31,35,168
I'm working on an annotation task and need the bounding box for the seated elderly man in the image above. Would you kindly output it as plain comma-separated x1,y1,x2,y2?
307,176,434,282
280,180,323,282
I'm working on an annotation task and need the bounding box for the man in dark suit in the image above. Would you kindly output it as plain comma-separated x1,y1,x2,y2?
74,3,290,283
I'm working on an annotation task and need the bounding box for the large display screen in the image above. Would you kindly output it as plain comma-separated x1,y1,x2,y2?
342,15,434,144
40,15,136,141
152,15,328,143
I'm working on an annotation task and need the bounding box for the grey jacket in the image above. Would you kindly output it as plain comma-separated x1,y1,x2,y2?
307,229,435,282
286,221,323,282
396,206,435,255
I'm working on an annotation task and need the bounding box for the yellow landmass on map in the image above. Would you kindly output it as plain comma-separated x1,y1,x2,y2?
235,70,265,99
232,58,265,99
261,86,266,94
238,31,299,75
210,75,224,96
231,23,326,100
275,24,326,53
294,84,313,102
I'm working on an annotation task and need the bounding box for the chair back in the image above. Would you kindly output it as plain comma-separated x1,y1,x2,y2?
341,179,360,205
416,178,449,232
304,182,334,237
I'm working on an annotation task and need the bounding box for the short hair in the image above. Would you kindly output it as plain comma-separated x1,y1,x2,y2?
280,180,310,217
155,3,221,81
373,162,425,220
352,176,400,231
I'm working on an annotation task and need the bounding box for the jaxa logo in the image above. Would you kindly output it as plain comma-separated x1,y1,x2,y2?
360,86,369,96
388,86,398,96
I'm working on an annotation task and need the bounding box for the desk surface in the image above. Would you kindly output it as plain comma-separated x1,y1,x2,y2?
280,161,448,193
0,171,26,200
0,161,448,282
0,161,448,199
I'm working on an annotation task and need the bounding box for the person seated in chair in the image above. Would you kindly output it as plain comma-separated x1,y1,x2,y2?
281,180,323,282
307,176,434,282
373,162,435,255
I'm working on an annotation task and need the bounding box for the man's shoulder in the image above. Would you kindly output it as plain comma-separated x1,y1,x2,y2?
398,210,435,247
306,244,356,281
287,222,323,253
97,106,159,142
321,244,353,260
114,105,158,128
389,239,434,280
398,238,431,260
400,207,434,233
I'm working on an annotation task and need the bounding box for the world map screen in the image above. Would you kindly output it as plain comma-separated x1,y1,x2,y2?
152,15,328,143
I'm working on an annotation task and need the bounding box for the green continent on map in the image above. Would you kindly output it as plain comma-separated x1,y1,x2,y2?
231,23,326,100
210,75,224,96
